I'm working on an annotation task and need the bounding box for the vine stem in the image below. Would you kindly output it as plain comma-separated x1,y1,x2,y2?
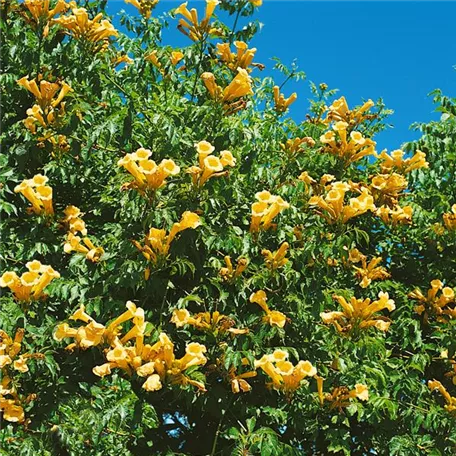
210,396,235,456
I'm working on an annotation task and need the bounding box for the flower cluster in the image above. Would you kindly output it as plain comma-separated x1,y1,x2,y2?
348,248,390,288
324,96,375,127
443,204,456,231
281,136,316,157
309,181,375,225
14,174,54,216
321,291,395,334
376,204,413,226
370,172,408,206
262,242,289,272
377,149,428,174
316,377,369,410
254,349,317,394
175,0,219,41
17,75,71,134
428,380,456,413
250,290,287,328
62,205,104,262
219,255,248,282
320,122,376,166
186,141,236,188
125,0,159,19
54,302,208,392
133,211,200,274
0,329,43,423
22,0,69,36
409,280,455,323
250,191,290,234
227,358,257,394
171,309,248,336
54,5,118,51
216,41,261,73
118,148,180,198
0,260,60,302
273,85,297,113
201,68,253,113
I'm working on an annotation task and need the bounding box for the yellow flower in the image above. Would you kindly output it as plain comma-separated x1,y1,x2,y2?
262,242,289,271
170,50,184,65
348,249,390,288
1,263,59,302
216,41,260,73
321,291,395,335
378,149,428,174
428,380,456,413
143,374,162,391
273,85,297,113
176,0,220,42
23,0,69,36
125,0,159,19
133,212,200,270
443,204,456,231
250,290,287,328
249,193,289,234
324,96,374,126
54,6,118,51
187,141,235,188
14,176,55,216
64,233,104,263
249,0,263,6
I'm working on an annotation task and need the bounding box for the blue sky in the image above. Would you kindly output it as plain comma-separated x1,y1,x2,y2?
108,1,456,151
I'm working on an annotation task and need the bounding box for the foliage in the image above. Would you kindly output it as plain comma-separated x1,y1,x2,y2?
1,0,456,454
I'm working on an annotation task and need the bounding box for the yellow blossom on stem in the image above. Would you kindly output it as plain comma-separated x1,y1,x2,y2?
250,290,287,328
186,141,236,188
219,255,248,282
377,149,428,174
281,137,315,157
133,212,201,272
376,204,413,226
273,85,297,113
125,0,159,19
324,96,375,126
262,242,289,272
175,0,220,42
409,280,456,323
309,182,375,225
348,248,390,288
254,350,316,394
370,173,408,206
64,232,104,263
53,6,118,52
216,41,262,73
201,68,253,114
171,308,248,336
321,291,395,335
443,204,456,231
428,380,456,413
14,175,54,216
17,75,71,133
320,122,376,166
317,378,369,410
249,192,289,234
0,262,60,302
22,0,69,36
118,148,180,198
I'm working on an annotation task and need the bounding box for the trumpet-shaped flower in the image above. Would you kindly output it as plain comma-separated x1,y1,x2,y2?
250,193,289,234
216,41,261,73
262,242,289,271
175,0,220,42
0,262,60,302
64,232,104,263
219,255,248,282
378,149,428,174
14,175,54,216
119,148,180,198
321,291,395,335
250,290,287,328
348,249,390,288
309,182,375,225
409,280,456,323
133,212,200,271
443,204,456,231
125,0,159,19
324,96,374,126
273,85,297,113
255,350,316,393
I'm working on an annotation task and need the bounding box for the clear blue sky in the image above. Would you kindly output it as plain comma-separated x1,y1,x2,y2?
107,1,456,151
